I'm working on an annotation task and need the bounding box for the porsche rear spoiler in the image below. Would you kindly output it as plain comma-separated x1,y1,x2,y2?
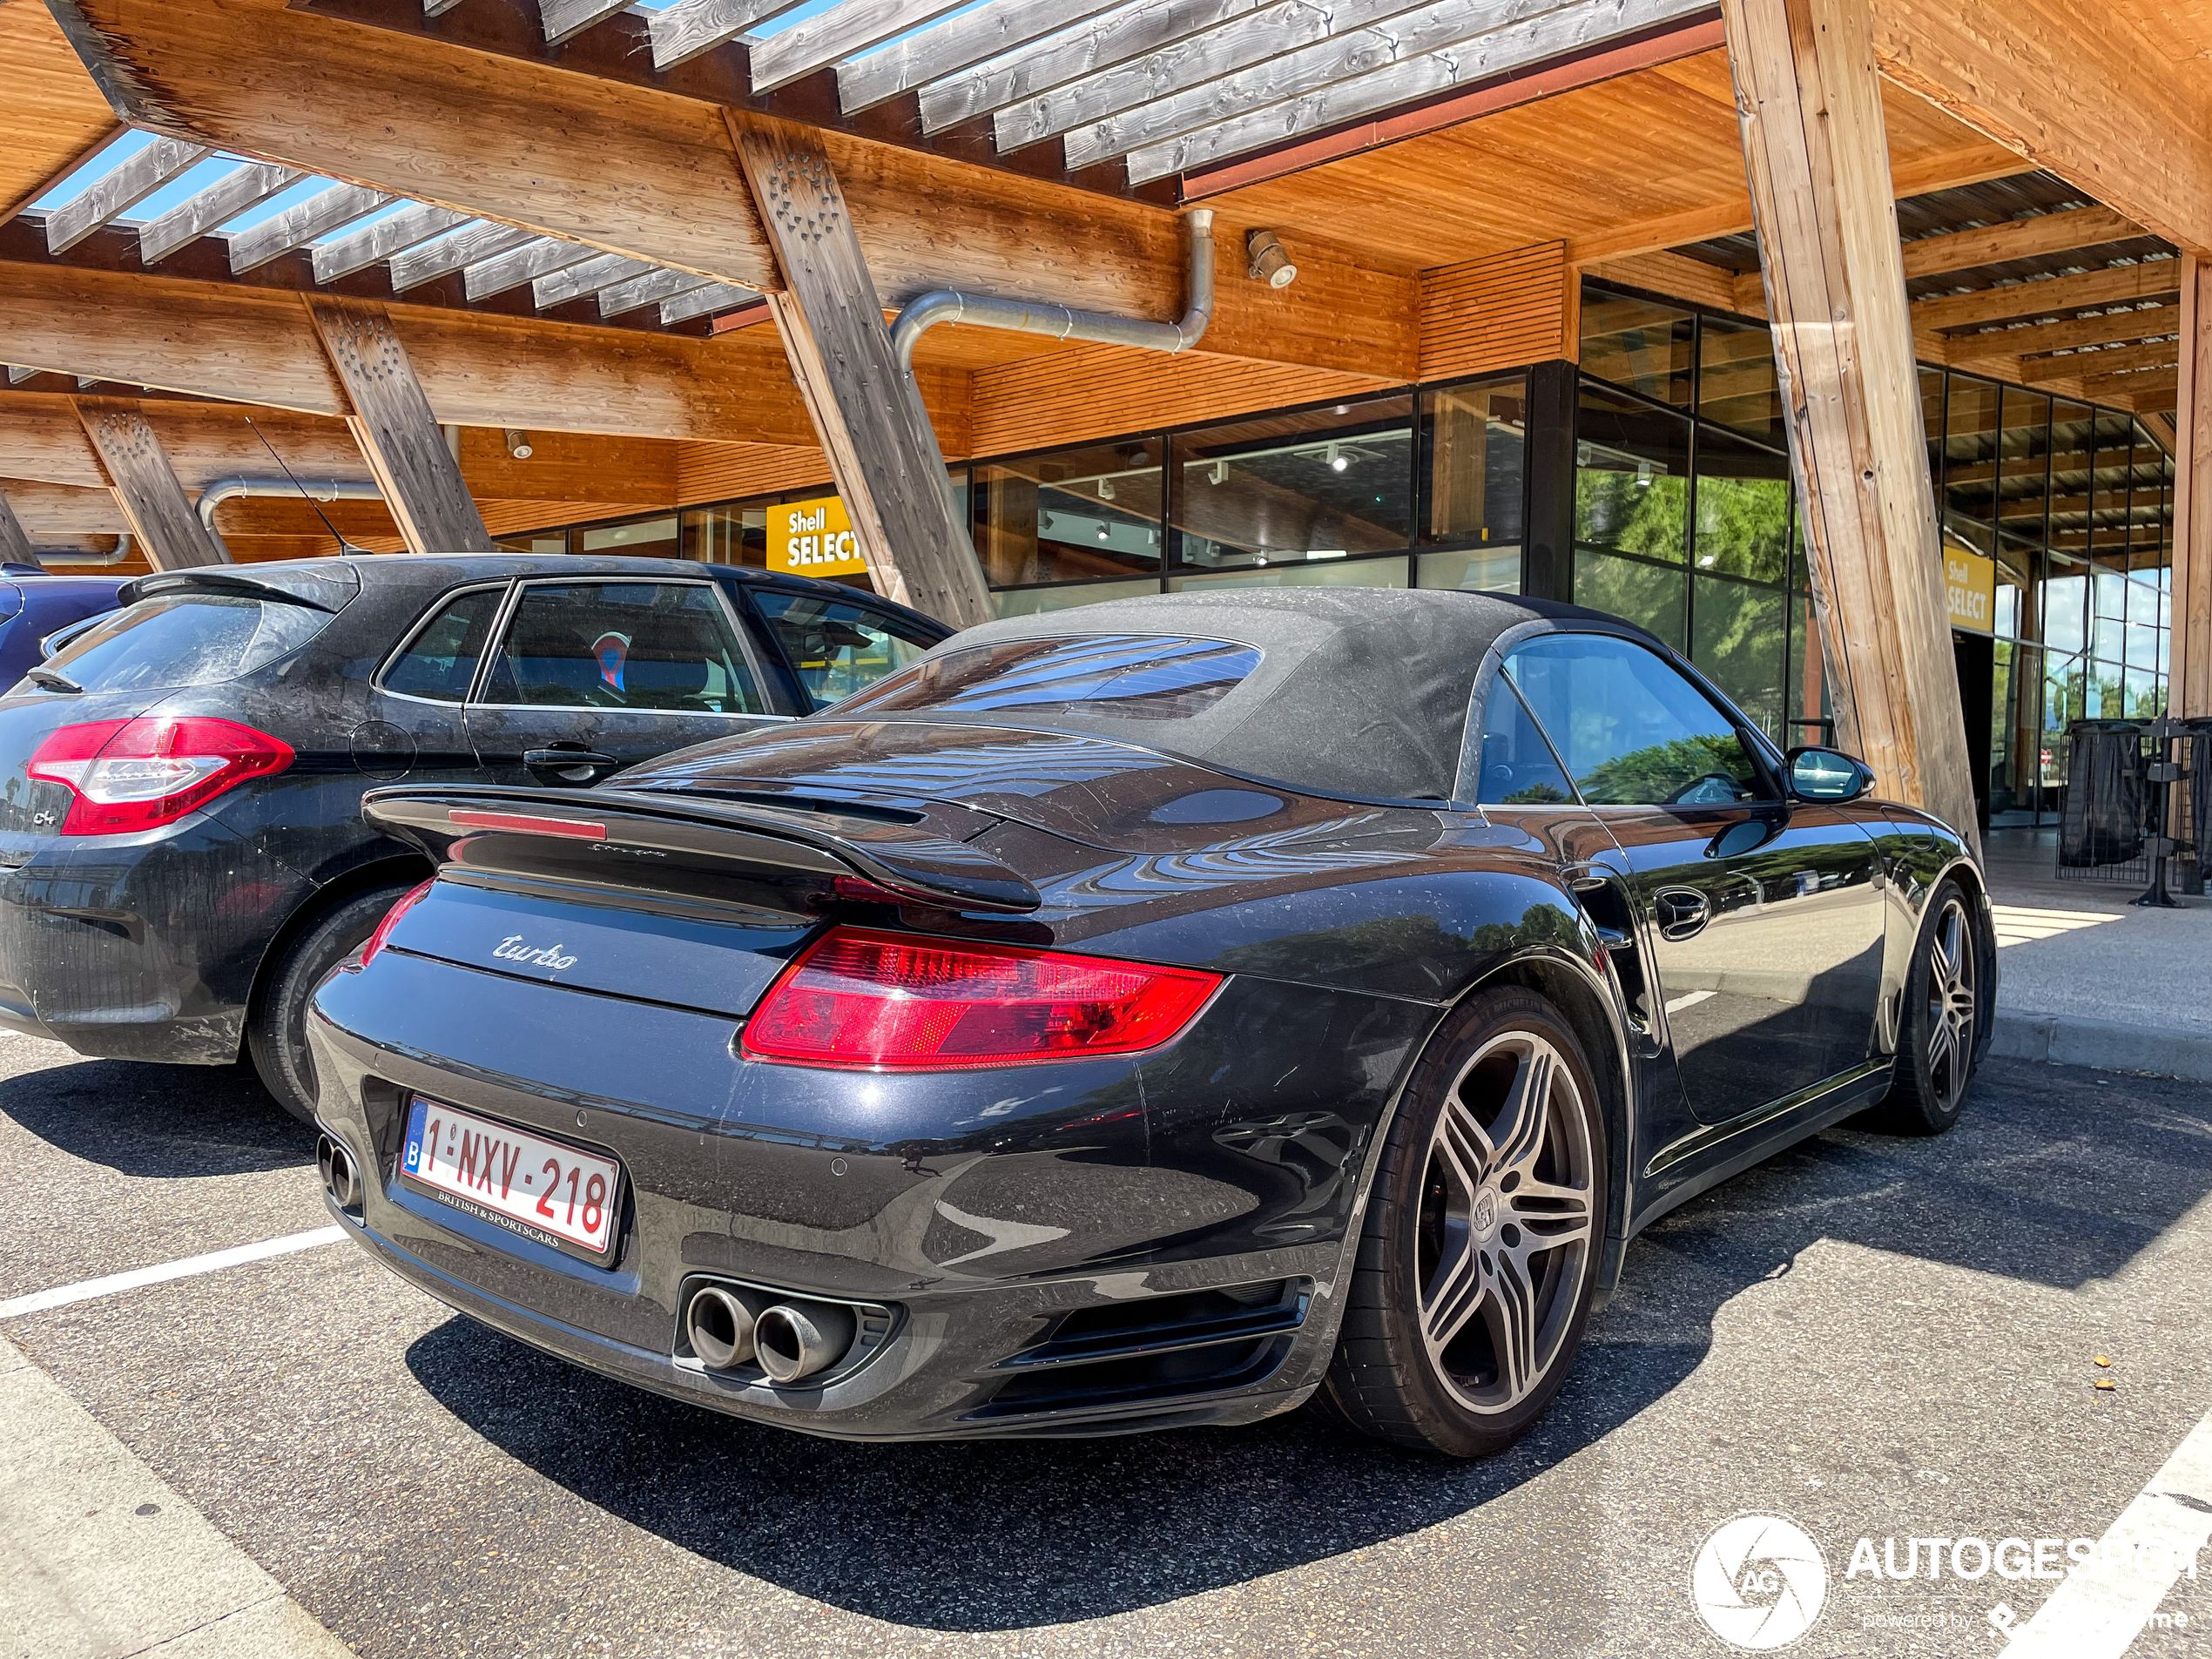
362,785,1042,914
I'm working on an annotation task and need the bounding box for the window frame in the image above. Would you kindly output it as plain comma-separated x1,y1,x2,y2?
742,581,947,714
372,579,516,709
468,574,779,719
1461,619,1785,808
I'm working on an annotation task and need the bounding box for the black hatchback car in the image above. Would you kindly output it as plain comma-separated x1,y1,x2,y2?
0,554,947,1118
308,589,1995,1456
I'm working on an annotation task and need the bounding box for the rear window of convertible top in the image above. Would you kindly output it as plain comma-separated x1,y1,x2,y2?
830,634,1260,722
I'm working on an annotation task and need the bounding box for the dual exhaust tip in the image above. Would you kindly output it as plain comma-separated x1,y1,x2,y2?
316,1134,360,1210
685,1285,856,1385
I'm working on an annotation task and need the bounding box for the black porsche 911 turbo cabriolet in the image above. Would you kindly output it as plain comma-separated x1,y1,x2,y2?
305,588,1993,1457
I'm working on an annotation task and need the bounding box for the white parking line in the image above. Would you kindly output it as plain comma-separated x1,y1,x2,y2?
0,1226,347,1319
1664,989,1716,1014
2003,1402,2212,1657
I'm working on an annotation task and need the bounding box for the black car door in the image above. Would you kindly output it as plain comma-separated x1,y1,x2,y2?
1503,630,1887,1124
462,577,787,787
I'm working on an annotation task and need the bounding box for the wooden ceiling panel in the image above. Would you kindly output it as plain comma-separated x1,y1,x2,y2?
1208,49,2018,274
0,8,119,219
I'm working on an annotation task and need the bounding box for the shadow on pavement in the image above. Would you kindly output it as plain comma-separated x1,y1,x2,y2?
404,1057,2212,1630
0,1053,309,1177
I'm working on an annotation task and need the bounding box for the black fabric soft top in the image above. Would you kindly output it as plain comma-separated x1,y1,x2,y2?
860,588,1627,804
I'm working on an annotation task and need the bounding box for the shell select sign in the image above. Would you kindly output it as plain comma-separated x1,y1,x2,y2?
1945,545,1996,634
772,497,867,578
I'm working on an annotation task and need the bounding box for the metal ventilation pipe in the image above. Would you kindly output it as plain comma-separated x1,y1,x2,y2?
30,534,135,568
891,208,1216,374
196,475,385,561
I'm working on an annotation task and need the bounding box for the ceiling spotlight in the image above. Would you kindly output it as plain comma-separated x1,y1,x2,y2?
1327,442,1349,473
1246,228,1297,289
1207,461,1228,486
1097,477,1116,502
1096,524,1111,542
503,427,534,460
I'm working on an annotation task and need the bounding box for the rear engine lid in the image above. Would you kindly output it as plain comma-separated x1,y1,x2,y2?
615,720,1446,855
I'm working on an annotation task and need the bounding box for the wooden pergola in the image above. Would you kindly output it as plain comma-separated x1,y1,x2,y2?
3,0,2209,844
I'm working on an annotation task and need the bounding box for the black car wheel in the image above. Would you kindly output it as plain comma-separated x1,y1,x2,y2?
1866,879,1982,1136
1322,988,1606,1457
247,880,422,1124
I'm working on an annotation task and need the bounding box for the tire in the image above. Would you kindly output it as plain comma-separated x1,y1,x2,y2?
1865,878,1983,1136
1320,987,1608,1458
246,880,420,1124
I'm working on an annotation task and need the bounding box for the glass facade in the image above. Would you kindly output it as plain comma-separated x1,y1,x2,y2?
1577,282,2176,826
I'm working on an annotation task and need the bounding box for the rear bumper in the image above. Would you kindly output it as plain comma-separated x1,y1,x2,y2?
307,948,1432,1440
0,818,310,1063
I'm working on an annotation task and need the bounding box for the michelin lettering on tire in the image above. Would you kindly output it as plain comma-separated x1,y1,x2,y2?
1690,1513,1828,1650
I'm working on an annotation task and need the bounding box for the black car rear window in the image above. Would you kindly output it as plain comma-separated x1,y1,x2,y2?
43,594,334,693
833,635,1260,722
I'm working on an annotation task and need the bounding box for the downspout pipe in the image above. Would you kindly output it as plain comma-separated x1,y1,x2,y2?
30,535,134,568
892,208,1215,374
196,475,385,562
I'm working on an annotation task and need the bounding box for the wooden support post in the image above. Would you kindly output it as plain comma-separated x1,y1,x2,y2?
2173,256,2212,722
306,297,495,554
729,113,992,629
0,491,36,565
72,399,225,570
1723,0,1980,854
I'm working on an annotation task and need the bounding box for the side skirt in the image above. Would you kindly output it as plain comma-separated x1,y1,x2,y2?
1625,1058,1895,1238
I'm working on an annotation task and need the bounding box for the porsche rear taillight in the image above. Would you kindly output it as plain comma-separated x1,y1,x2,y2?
355,879,435,970
741,927,1221,1071
26,717,293,835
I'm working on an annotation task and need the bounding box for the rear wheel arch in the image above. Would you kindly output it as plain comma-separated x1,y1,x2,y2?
245,850,434,1014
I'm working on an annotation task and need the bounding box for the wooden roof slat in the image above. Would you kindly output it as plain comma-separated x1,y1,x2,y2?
539,0,635,47
647,0,813,72
314,201,473,281
660,282,761,326
45,138,212,253
138,161,304,266
1913,259,2182,333
1948,303,2181,366
463,236,598,301
748,0,973,96
838,0,1128,116
1899,206,2143,281
1003,0,1433,157
534,251,656,309
919,0,1267,134
422,1,467,16
1116,0,1714,183
5,367,36,387
229,182,395,273
599,266,712,317
388,220,536,292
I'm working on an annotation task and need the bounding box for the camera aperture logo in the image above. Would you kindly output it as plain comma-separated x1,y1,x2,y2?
1692,1514,1831,1650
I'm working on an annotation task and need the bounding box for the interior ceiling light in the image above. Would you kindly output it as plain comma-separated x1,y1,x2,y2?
1096,524,1111,542
503,427,534,460
1327,442,1349,473
1246,228,1297,289
1097,477,1116,502
1208,461,1228,485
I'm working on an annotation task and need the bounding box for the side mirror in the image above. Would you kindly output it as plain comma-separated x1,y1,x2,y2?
1785,745,1875,804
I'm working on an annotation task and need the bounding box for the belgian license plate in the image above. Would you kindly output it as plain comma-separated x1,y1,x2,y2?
401,1097,620,1255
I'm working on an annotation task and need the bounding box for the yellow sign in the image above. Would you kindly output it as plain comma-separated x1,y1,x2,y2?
1944,544,1996,634
770,496,867,578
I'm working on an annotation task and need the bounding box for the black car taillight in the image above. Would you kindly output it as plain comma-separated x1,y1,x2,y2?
741,927,1221,1072
26,716,293,835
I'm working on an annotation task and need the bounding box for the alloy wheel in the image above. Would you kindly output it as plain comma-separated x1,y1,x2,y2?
1415,1030,1595,1414
1924,895,1977,1113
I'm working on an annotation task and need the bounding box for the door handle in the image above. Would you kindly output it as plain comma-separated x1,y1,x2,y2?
523,747,617,774
1653,887,1710,941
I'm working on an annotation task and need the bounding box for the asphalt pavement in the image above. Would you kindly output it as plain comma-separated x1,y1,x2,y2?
2,1026,2209,1659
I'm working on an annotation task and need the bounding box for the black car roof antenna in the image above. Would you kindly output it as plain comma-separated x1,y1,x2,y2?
244,415,371,557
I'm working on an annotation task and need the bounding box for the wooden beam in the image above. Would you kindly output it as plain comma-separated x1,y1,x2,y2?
731,114,990,628
313,202,472,282
748,0,972,96
1726,0,1980,851
0,481,128,540
0,491,35,563
1899,206,2143,281
2173,254,2212,718
49,0,1408,379
1868,0,2212,257
0,395,366,492
74,398,226,569
307,298,495,553
1948,304,2182,368
1909,262,2182,334
648,0,810,73
229,183,394,275
838,0,1126,116
0,262,826,444
139,162,303,266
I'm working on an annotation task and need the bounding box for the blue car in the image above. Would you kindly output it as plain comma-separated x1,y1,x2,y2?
0,566,131,691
